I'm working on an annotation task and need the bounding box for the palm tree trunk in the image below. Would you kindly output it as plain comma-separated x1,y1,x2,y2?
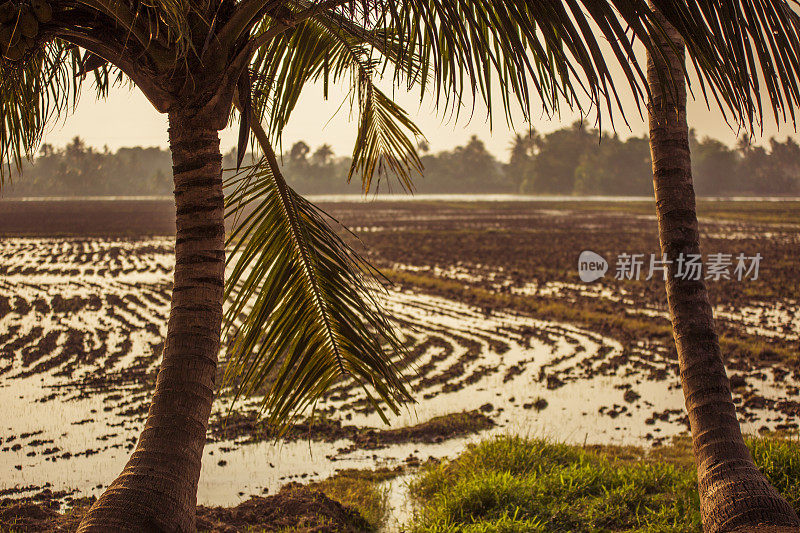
78,110,225,532
646,6,799,533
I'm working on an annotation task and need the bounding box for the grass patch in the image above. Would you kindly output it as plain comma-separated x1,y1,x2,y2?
307,468,399,530
748,436,800,511
407,435,800,532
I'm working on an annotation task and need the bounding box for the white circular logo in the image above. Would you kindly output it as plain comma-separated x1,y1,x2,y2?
578,250,608,282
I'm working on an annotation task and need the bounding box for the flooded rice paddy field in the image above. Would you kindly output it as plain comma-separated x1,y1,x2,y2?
0,198,798,508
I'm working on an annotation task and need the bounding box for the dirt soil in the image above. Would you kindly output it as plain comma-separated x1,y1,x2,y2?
1,198,798,508
0,484,371,532
0,199,176,237
210,410,494,452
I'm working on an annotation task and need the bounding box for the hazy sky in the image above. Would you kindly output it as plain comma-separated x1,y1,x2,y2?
42,66,800,160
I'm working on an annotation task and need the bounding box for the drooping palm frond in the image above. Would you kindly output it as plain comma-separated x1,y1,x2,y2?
246,14,423,191
222,130,412,428
0,0,197,181
245,0,653,153
0,40,81,183
241,0,646,191
648,0,800,128
0,34,137,185
369,0,800,129
350,79,422,191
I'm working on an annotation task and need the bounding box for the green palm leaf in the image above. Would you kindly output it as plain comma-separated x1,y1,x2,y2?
222,132,412,428
1,40,80,182
350,78,423,192
239,0,800,185
247,14,423,192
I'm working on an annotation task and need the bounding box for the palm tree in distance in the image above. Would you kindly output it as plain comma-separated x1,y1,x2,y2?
311,143,334,166
1,1,800,531
507,131,540,193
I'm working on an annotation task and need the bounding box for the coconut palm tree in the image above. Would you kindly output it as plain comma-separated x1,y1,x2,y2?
646,4,800,531
311,143,334,166
507,131,540,193
1,1,800,531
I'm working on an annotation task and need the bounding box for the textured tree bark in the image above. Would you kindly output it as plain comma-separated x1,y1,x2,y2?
78,110,225,532
646,6,799,533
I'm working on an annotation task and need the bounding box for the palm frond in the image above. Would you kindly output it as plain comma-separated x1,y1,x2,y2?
0,39,81,184
249,19,334,142
372,0,800,129
74,0,194,61
350,80,422,191
222,142,412,428
365,0,649,129
243,0,800,150
0,35,136,184
649,0,800,128
247,14,422,191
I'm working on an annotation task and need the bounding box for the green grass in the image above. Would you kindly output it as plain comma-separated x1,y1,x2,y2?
406,435,800,532
308,468,397,530
748,436,800,511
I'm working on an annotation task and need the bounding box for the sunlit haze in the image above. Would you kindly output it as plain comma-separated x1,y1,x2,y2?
42,75,799,159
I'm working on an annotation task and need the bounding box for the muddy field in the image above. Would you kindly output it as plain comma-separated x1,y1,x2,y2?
0,197,798,513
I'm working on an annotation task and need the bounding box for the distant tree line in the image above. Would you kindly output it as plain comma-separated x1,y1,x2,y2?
4,137,173,197
4,126,799,197
504,122,800,196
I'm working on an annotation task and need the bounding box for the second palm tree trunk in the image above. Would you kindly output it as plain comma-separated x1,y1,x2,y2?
78,110,225,532
646,6,799,533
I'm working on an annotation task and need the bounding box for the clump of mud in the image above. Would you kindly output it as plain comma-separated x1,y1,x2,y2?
0,502,81,532
209,409,494,454
0,485,370,533
197,484,371,532
342,410,495,453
